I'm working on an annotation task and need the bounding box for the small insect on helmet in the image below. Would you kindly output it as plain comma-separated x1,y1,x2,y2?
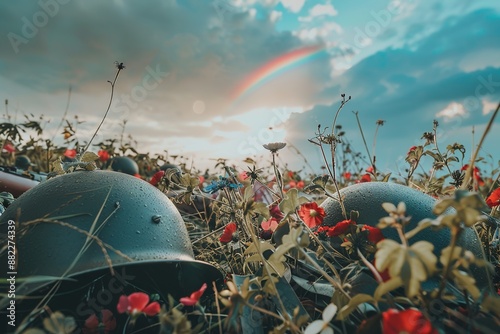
0,170,222,330
109,156,139,175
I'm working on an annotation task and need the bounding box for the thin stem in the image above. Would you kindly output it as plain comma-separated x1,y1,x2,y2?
353,111,374,172
460,101,499,190
272,153,284,198
84,67,123,152
437,228,460,297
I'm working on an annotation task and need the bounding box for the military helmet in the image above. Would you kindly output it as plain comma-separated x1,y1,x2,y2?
0,170,222,326
109,156,139,175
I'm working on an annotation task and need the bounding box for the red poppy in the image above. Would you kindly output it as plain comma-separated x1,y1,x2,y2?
261,218,278,239
486,187,500,208
3,142,15,153
382,309,438,334
362,225,385,244
366,166,374,173
238,171,248,181
269,205,284,221
358,173,371,183
461,164,485,186
326,219,355,237
343,172,352,180
288,171,295,178
220,222,237,243
298,202,326,228
296,180,305,189
98,150,110,162
117,292,160,317
149,170,165,186
83,309,116,334
64,148,77,159
407,146,417,155
180,283,207,306
373,257,391,282
288,180,297,189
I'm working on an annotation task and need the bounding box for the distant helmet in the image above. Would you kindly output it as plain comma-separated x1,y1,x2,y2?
0,170,222,326
110,156,139,175
160,163,182,174
15,155,35,169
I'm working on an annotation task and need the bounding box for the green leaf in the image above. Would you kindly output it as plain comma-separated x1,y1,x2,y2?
337,294,375,320
452,269,480,299
405,219,432,239
81,151,99,162
279,188,299,218
374,277,403,301
440,246,462,267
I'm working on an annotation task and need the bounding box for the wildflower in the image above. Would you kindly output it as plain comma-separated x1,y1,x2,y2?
269,204,284,221
203,176,242,194
199,175,205,184
220,222,237,243
358,173,371,183
378,202,411,228
407,146,417,155
263,142,286,153
366,166,374,173
149,170,165,186
238,171,248,181
382,309,438,334
83,309,116,334
98,150,110,162
64,148,77,159
180,283,207,306
461,164,485,186
298,202,326,228
304,303,337,334
326,219,355,237
296,180,305,189
117,292,160,317
3,141,15,153
343,172,351,180
260,218,278,240
362,225,385,244
486,188,500,208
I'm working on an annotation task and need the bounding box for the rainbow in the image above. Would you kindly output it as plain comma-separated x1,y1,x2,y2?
231,44,326,102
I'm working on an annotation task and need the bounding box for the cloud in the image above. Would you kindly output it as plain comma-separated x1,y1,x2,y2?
436,102,468,122
282,8,500,173
280,0,305,13
309,3,338,17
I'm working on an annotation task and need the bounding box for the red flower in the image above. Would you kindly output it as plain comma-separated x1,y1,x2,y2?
83,309,116,334
298,202,326,228
64,148,77,159
180,283,207,306
343,172,352,180
407,146,417,155
97,150,110,162
382,309,438,334
134,173,142,179
117,292,160,317
238,171,248,181
461,164,485,186
269,205,284,221
199,175,205,185
296,180,305,189
486,187,500,208
3,142,15,153
326,219,355,237
366,166,374,173
261,218,278,232
220,222,237,243
288,180,297,189
358,173,371,183
362,225,385,244
149,171,165,186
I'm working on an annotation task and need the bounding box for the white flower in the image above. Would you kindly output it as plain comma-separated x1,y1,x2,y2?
304,303,337,334
263,142,286,153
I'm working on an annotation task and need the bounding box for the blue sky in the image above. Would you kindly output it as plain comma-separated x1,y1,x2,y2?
1,0,499,176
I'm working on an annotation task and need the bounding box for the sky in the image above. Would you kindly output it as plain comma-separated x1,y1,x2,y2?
1,0,499,177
